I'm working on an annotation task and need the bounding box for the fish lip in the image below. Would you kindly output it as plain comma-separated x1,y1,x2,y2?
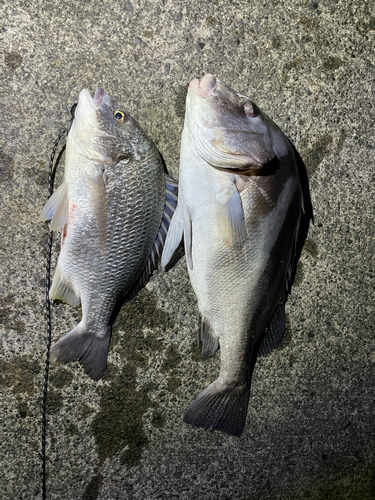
94,87,104,106
189,74,218,99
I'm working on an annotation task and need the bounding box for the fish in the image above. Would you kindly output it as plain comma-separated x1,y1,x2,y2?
161,74,312,436
40,87,178,381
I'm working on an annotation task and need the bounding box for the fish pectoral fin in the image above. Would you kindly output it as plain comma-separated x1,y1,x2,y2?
258,300,286,357
161,203,184,268
216,187,246,249
50,267,80,307
50,322,111,381
198,314,219,358
86,172,107,256
39,182,69,231
183,379,250,437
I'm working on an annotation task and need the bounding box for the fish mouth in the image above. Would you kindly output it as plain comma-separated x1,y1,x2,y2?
189,73,218,99
94,87,104,106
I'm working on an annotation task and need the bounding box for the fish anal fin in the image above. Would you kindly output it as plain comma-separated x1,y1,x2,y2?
198,314,219,358
183,379,250,437
216,187,246,249
50,322,111,381
50,267,80,307
39,182,69,231
258,300,286,357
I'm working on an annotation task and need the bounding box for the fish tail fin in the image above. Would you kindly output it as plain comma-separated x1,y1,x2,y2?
183,380,250,437
50,322,111,381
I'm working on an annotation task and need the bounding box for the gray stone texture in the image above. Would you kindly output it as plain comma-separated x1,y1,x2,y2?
0,0,374,499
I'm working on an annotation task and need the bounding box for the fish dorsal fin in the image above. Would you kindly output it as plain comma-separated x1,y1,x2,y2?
258,300,286,357
50,267,80,307
86,172,107,257
198,314,220,358
216,187,246,250
39,182,69,231
124,175,179,302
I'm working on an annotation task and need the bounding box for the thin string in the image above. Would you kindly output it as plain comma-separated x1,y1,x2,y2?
41,128,67,500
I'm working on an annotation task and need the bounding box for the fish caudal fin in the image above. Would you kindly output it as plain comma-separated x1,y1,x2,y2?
50,322,111,381
183,380,250,437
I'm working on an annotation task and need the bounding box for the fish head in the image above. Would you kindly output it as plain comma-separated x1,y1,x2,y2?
186,74,276,174
68,88,143,165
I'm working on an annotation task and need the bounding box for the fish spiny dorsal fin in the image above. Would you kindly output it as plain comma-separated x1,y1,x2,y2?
123,174,179,303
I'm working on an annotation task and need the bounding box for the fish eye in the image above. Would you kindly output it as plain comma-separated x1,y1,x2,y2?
114,110,127,122
243,102,257,118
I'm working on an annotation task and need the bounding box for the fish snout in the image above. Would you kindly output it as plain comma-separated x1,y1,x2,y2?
94,87,104,106
189,73,217,98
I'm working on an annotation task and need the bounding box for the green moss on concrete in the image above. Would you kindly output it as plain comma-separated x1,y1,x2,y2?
151,410,166,428
47,388,64,414
65,423,78,435
91,362,151,467
16,398,30,418
303,239,318,259
160,344,181,373
0,294,26,334
167,374,181,392
0,355,41,394
79,403,96,418
50,366,74,389
82,473,103,500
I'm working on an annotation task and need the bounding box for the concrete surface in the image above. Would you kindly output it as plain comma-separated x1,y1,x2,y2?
1,0,374,499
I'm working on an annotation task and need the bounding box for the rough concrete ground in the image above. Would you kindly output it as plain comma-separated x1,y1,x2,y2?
1,0,374,499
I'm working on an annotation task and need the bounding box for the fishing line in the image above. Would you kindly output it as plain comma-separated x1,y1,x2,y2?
41,104,76,500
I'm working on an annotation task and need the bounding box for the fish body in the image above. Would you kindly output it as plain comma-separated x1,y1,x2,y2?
40,88,177,380
162,74,312,436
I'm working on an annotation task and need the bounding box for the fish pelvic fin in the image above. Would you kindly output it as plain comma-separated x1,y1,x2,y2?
50,267,80,307
183,379,250,437
50,322,111,381
39,182,69,231
198,314,219,358
258,300,286,357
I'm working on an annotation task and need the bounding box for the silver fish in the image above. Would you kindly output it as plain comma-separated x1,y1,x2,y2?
40,88,177,380
162,74,312,436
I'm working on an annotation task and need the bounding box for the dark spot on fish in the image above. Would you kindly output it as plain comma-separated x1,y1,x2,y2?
82,473,103,500
174,85,188,119
0,355,40,395
65,423,78,435
50,366,74,389
0,151,14,183
322,57,343,71
4,51,23,69
300,134,333,176
47,389,64,414
151,410,166,427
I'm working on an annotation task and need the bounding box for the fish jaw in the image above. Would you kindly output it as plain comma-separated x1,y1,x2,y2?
68,88,114,164
186,74,275,171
